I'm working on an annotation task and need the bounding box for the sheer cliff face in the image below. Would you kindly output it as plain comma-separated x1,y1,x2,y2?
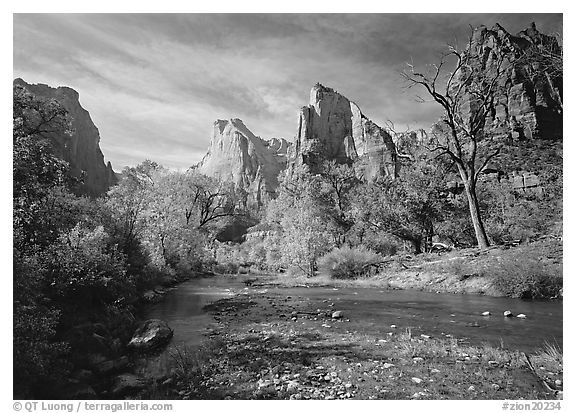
14,78,117,196
459,23,562,140
197,118,290,206
290,83,398,180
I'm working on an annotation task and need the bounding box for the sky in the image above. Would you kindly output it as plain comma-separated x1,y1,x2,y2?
13,13,562,171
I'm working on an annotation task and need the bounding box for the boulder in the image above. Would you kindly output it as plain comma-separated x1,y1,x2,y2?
65,384,97,399
127,319,173,351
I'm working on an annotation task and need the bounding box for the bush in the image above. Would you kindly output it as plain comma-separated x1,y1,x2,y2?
318,246,381,279
490,257,562,299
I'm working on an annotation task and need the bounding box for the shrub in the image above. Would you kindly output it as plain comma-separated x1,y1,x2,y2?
318,246,381,279
490,257,562,299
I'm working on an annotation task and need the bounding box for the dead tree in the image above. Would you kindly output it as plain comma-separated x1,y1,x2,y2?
401,35,509,249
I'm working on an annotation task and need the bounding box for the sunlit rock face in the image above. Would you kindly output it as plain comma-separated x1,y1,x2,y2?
457,22,562,140
14,78,117,196
197,118,290,207
289,83,398,180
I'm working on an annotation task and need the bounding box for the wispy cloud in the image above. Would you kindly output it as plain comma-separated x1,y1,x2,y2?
13,13,562,170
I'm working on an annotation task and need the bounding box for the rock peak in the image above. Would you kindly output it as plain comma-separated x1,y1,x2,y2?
14,78,117,196
292,83,399,179
198,118,290,207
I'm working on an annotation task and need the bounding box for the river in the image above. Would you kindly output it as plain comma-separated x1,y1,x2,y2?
142,275,562,356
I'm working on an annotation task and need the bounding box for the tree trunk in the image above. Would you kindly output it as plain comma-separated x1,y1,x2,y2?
463,181,490,249
411,238,423,254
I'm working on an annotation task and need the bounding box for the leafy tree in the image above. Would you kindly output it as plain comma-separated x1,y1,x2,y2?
13,85,73,250
350,162,446,254
264,165,333,275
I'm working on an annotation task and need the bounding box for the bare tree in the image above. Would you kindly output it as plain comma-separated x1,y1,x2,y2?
402,36,509,249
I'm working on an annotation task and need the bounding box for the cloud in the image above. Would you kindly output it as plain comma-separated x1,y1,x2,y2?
13,13,562,170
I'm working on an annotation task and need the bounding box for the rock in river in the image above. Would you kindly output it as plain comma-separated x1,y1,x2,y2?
128,319,173,351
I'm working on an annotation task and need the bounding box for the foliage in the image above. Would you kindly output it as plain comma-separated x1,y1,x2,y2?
39,224,133,309
490,256,562,299
317,246,381,279
350,162,446,253
264,165,334,275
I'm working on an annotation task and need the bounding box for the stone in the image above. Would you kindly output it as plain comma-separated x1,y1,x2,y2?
516,314,527,319
111,374,146,398
383,363,394,369
127,319,173,351
482,311,491,316
93,356,128,375
390,324,397,329
468,385,476,392
411,377,423,384
142,290,160,303
504,310,514,317
197,118,290,208
13,79,117,196
65,384,97,399
331,311,343,319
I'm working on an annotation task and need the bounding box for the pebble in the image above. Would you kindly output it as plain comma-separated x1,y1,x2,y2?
555,379,562,386
332,311,343,319
516,314,527,319
411,377,423,384
488,361,499,367
492,384,501,390
420,334,431,339
430,368,440,374
412,357,424,363
383,363,395,369
468,385,476,392
482,311,491,316
390,324,397,329
321,323,331,328
504,310,513,317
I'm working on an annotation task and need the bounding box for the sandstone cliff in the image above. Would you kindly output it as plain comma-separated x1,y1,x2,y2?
290,83,398,180
197,118,290,207
459,22,562,140
14,78,117,196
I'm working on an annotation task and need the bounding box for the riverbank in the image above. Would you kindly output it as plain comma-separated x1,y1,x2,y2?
143,287,562,400
254,238,563,299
